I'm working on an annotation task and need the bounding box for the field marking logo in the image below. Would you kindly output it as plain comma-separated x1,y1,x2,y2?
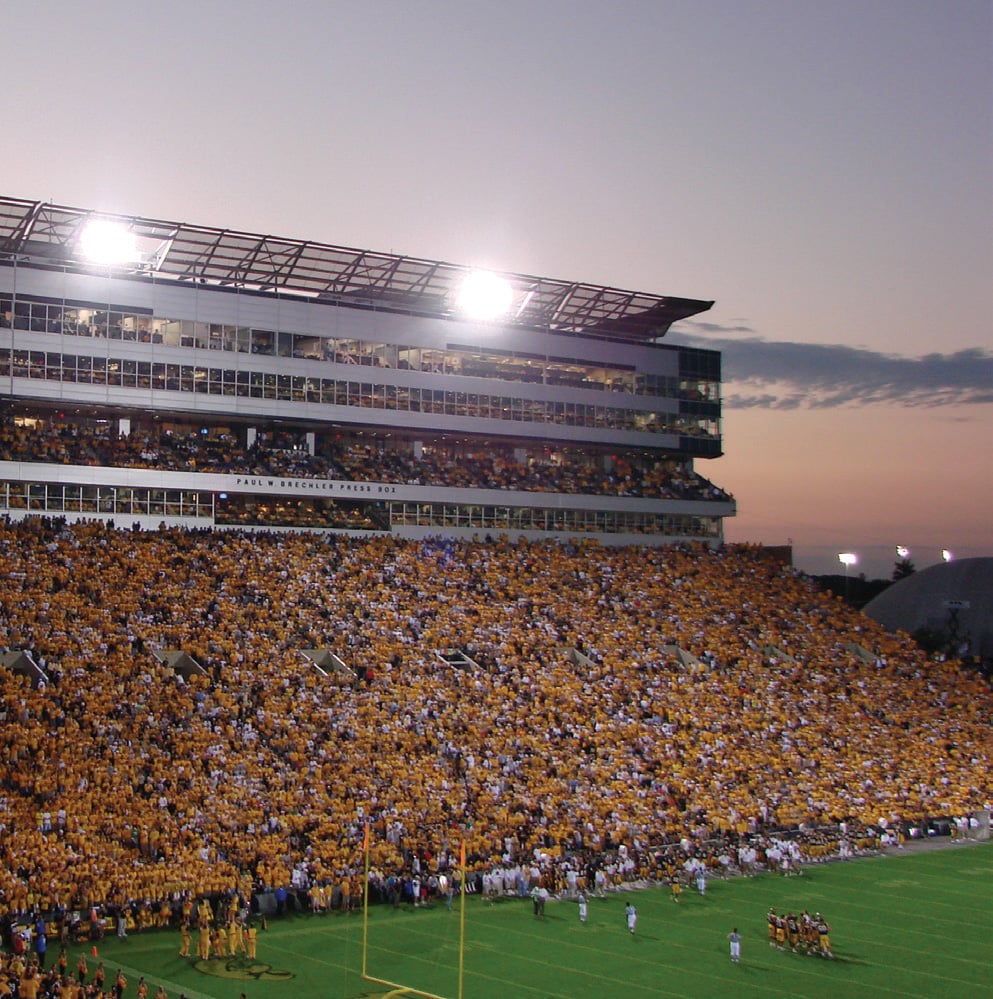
192,955,295,981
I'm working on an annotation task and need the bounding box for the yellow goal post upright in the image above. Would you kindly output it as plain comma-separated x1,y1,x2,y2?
361,822,469,999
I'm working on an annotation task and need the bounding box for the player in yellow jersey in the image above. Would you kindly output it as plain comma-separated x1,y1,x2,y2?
197,921,211,960
786,911,800,951
816,913,835,959
774,913,786,951
214,922,227,957
245,921,258,960
228,919,245,956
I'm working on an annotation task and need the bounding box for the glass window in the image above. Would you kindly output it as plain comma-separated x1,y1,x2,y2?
252,330,275,355
29,303,48,332
208,324,225,350
28,483,45,510
292,334,322,360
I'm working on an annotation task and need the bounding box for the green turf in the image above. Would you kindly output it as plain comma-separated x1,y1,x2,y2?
72,842,993,999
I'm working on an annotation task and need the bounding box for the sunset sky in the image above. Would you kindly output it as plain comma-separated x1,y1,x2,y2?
5,0,991,579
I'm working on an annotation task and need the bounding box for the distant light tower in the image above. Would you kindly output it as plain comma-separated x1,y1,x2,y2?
941,549,954,562
838,552,858,601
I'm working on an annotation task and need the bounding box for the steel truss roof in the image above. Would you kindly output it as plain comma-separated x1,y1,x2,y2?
0,195,712,340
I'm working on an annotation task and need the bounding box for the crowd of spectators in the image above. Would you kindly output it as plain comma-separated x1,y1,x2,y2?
0,520,988,946
0,418,731,503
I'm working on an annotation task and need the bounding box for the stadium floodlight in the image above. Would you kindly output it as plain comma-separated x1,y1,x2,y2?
79,218,137,266
941,549,953,562
838,552,858,601
455,270,514,321
895,545,910,559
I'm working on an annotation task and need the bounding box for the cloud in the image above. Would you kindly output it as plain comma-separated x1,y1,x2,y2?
674,324,993,409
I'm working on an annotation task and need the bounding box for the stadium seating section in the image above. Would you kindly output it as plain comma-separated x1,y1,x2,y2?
0,518,989,934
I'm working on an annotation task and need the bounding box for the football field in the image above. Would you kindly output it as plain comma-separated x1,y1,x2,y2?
82,841,992,999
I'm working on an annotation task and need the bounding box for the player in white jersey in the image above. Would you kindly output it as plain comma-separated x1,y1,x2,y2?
727,927,741,963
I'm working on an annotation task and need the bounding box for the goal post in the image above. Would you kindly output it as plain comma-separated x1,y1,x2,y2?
361,826,468,999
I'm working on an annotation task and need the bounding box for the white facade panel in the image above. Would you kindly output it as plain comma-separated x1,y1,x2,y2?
148,281,201,319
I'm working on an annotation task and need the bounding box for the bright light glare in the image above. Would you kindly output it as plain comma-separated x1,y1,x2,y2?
455,271,514,321
895,545,910,558
80,219,137,265
941,549,953,562
838,552,858,567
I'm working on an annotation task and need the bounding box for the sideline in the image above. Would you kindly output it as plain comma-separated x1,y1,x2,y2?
92,961,217,999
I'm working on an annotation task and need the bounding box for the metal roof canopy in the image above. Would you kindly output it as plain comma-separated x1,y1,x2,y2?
0,195,712,341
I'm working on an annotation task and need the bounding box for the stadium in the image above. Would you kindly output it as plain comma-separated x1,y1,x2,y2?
0,197,990,998
0,195,730,542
